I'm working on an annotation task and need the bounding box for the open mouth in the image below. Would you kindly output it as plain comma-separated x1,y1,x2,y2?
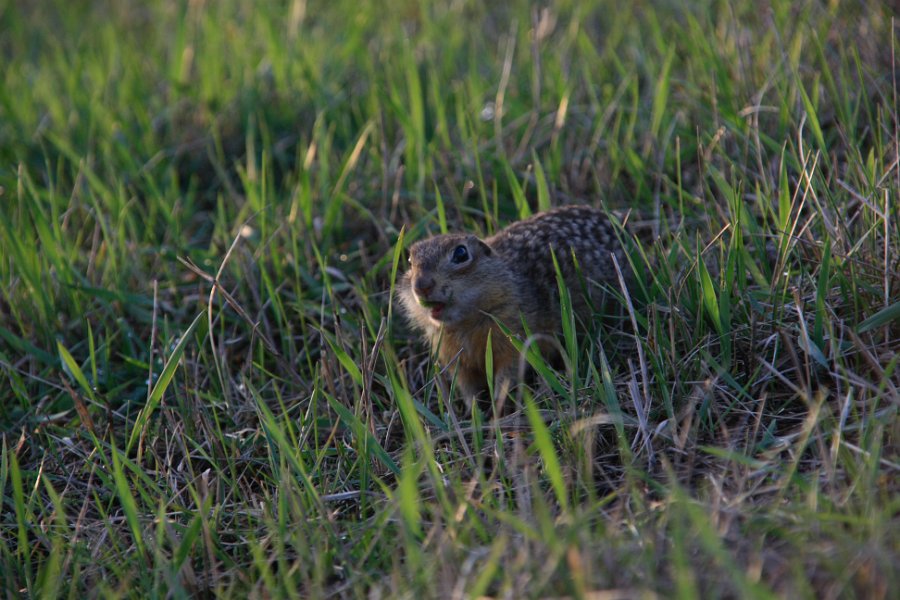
419,300,446,320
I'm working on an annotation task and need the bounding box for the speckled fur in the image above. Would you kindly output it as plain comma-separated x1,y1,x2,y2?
400,205,626,398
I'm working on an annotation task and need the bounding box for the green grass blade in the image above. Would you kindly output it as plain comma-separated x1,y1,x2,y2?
323,333,363,386
397,447,423,539
858,301,900,333
485,328,494,401
0,328,56,366
532,151,551,213
797,74,826,152
173,497,208,573
434,184,448,234
57,341,99,404
387,226,407,326
697,246,721,335
650,45,674,138
8,444,29,563
110,440,146,557
524,393,569,513
126,310,205,455
504,162,531,220
325,391,400,476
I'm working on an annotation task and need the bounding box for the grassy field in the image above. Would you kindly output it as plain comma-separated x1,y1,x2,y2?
1,0,899,597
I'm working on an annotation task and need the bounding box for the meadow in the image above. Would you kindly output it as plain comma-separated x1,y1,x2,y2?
1,0,898,597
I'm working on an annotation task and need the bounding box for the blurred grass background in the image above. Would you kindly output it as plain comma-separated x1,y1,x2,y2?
1,0,898,597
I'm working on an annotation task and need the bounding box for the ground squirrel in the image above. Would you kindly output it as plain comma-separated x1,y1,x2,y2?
400,205,627,398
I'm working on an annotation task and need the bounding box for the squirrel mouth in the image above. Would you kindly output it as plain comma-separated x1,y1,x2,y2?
419,300,446,320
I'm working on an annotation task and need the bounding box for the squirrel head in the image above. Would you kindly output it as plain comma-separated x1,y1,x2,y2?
401,233,501,327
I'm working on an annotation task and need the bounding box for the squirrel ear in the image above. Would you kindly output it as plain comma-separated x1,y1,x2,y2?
469,236,492,256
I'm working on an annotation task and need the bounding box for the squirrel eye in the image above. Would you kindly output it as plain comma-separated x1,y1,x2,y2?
450,245,469,264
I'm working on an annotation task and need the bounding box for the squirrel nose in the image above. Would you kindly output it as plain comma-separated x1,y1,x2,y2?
413,276,434,297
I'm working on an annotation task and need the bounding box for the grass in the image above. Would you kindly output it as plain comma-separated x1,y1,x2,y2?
1,0,898,597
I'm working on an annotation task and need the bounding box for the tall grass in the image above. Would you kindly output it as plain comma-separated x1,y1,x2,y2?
1,0,898,597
